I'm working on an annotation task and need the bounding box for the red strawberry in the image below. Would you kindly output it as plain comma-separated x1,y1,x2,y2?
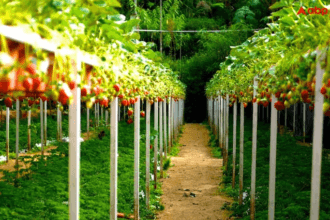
327,79,330,87
130,98,135,105
263,101,269,108
113,84,120,92
240,91,243,96
19,96,25,102
301,90,309,100
35,100,40,105
140,111,145,117
41,96,47,102
325,110,330,117
321,86,327,95
309,105,314,111
274,101,285,111
150,144,153,149
121,99,129,106
243,103,247,108
23,77,33,91
59,84,72,105
306,98,311,104
252,97,257,103
26,63,37,75
81,87,88,97
275,91,281,98
158,97,162,102
135,97,138,102
32,77,41,91
127,118,133,124
28,99,34,106
0,76,10,93
118,94,125,99
128,108,133,116
69,81,76,90
4,97,12,108
144,90,149,95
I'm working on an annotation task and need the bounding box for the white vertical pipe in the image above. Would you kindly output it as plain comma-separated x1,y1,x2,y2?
239,102,244,205
220,97,223,148
310,52,324,220
134,97,140,220
164,101,167,159
215,98,218,139
94,104,96,121
225,94,229,167
15,100,19,170
44,100,47,146
268,94,278,220
97,103,100,126
168,98,171,149
250,76,258,220
154,100,158,189
69,57,81,220
28,109,31,150
219,96,222,148
87,108,90,139
146,101,151,209
171,98,174,144
303,103,306,142
40,99,44,155
6,107,9,162
232,101,237,188
110,96,118,220
159,100,163,179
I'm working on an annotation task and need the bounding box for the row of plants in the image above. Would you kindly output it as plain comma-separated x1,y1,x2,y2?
0,106,175,219
209,110,330,219
205,0,330,114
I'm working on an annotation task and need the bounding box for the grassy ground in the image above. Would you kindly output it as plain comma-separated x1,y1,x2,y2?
206,114,330,220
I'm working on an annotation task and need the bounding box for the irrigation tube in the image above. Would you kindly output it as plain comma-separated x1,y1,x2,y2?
154,100,158,189
146,101,151,209
134,96,140,220
310,52,325,220
250,76,258,220
239,102,244,205
268,94,278,220
69,57,81,220
159,101,164,179
232,101,237,188
110,96,119,220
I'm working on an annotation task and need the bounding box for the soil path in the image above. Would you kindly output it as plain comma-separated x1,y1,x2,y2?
157,124,233,220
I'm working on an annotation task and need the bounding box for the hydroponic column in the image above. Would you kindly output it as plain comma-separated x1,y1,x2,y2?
110,95,118,220
285,108,287,127
218,95,221,148
69,57,81,220
215,97,218,139
154,100,158,189
310,52,325,220
168,97,171,151
268,94,278,220
220,96,223,149
164,100,167,159
6,107,9,163
159,100,163,179
225,94,229,169
232,101,237,188
239,102,244,205
40,99,44,155
134,96,140,220
250,76,258,220
15,99,19,173
172,97,174,144
146,101,151,209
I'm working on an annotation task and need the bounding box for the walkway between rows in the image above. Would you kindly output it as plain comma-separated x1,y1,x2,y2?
157,123,233,220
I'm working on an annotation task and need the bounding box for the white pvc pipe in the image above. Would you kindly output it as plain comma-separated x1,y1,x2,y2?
154,100,158,189
40,99,44,155
69,59,81,220
219,96,222,148
268,94,278,220
15,100,19,171
146,101,151,209
164,101,167,159
44,100,47,146
110,97,118,220
310,52,325,220
168,98,171,149
239,102,244,205
28,109,31,150
225,94,229,167
97,102,100,126
250,76,258,220
232,101,237,188
6,107,9,162
134,97,140,220
171,98,174,144
159,100,163,179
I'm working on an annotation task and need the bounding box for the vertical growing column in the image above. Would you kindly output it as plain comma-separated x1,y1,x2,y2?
225,94,229,169
154,100,158,189
159,101,163,179
250,76,258,220
164,101,167,159
134,97,140,220
110,95,118,220
239,102,245,205
309,51,325,220
210,96,213,133
232,101,237,188
146,101,151,209
69,57,81,220
219,96,223,149
268,94,278,220
40,99,44,155
168,97,171,152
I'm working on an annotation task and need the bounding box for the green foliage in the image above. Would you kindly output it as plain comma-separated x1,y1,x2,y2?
163,158,171,170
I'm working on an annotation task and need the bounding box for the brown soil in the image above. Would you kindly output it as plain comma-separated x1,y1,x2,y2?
156,124,233,220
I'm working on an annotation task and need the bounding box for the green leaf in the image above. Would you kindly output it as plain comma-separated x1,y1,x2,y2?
269,1,289,9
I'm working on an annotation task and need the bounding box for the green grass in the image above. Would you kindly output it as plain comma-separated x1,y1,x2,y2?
211,114,330,219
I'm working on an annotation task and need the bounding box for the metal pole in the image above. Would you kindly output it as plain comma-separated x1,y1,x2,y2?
159,100,163,179
310,51,325,220
239,102,244,205
146,101,151,209
69,57,81,220
268,94,278,220
110,96,118,220
250,76,258,220
134,97,140,220
154,100,158,189
232,101,237,188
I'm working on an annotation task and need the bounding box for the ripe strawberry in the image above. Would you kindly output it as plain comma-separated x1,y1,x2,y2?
4,97,12,108
135,97,138,102
26,63,37,75
243,103,247,108
240,91,243,96
40,96,47,102
309,105,314,111
118,94,124,99
140,111,145,117
130,98,135,105
144,90,149,95
32,77,41,91
0,75,10,93
252,97,256,103
321,86,327,95
28,99,34,106
121,99,129,106
127,108,133,116
69,81,76,90
325,110,330,117
274,101,285,111
23,77,33,91
263,101,269,108
59,84,72,105
158,97,162,102
275,91,281,98
306,98,311,104
35,100,40,105
327,79,330,87
81,86,88,97
127,118,133,124
150,144,153,149
149,100,154,105
113,84,120,92
301,90,309,100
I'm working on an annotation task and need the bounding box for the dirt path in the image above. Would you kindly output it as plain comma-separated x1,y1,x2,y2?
156,123,233,220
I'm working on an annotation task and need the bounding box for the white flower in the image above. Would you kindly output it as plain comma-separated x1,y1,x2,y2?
0,155,7,162
139,190,145,199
